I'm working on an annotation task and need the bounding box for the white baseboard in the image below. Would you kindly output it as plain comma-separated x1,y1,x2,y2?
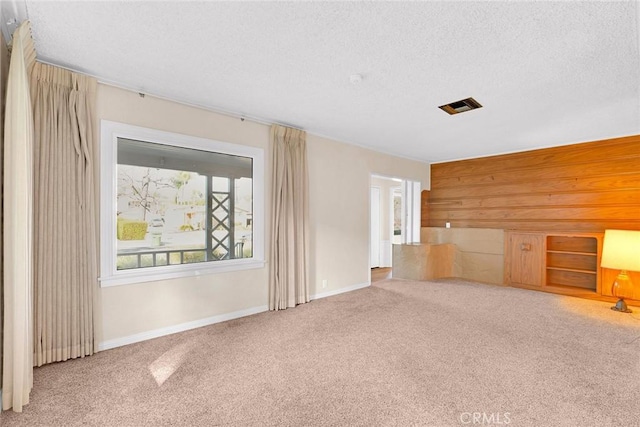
98,304,268,351
310,281,370,301
99,282,370,352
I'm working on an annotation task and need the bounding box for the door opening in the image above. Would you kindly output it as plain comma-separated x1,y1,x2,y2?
370,174,421,275
370,186,381,268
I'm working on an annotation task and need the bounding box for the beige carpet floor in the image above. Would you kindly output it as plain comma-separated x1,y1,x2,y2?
2,278,640,427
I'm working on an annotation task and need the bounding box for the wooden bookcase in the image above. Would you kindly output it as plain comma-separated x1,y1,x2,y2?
505,231,603,297
545,234,599,291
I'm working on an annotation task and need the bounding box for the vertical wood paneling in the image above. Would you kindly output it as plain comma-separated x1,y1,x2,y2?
428,135,640,232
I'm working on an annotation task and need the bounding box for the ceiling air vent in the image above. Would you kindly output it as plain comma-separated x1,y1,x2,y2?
438,97,483,115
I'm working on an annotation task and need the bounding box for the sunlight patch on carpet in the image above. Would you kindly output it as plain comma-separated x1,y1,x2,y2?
149,341,194,386
555,296,640,326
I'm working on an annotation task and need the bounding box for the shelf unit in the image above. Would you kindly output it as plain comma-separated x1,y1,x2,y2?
545,235,599,291
505,231,603,296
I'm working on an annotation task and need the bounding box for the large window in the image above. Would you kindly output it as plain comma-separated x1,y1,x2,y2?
100,121,264,286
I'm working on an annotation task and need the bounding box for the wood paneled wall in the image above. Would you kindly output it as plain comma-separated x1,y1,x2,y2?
421,190,430,227
427,135,640,232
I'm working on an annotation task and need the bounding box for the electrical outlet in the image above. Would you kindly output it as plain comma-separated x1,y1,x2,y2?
322,279,328,289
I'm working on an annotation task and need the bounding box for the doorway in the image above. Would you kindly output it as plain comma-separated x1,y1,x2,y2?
392,186,402,245
370,186,380,268
370,175,421,276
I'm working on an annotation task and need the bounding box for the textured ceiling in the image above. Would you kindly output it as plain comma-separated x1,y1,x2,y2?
6,1,640,162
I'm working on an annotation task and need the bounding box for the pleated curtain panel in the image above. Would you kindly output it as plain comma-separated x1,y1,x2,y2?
2,21,99,412
31,62,99,366
269,125,310,310
2,20,36,413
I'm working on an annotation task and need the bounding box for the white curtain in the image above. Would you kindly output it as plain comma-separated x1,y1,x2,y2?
269,125,309,310
31,63,99,366
2,20,36,412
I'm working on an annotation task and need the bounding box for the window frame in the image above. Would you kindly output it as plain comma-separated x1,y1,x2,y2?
99,120,265,287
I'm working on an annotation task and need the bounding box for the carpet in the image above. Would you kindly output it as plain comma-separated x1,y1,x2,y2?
2,278,639,426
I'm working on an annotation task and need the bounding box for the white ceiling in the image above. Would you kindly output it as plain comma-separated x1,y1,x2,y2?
3,1,640,162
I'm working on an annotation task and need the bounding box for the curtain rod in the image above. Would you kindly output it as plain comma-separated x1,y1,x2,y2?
101,80,306,132
33,60,428,164
111,83,307,132
34,58,305,132
33,62,426,163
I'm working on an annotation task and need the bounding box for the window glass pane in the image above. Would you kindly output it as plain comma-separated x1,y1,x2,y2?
212,176,229,192
235,177,253,258
116,255,139,270
155,253,168,266
116,138,253,270
183,251,206,264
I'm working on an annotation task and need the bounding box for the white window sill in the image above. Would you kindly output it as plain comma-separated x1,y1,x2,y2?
100,258,266,287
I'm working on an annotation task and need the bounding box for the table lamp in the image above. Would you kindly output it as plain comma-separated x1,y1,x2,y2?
601,229,640,313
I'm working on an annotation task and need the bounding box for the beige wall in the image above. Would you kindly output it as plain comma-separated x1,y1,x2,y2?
308,137,428,292
97,84,429,345
97,85,270,345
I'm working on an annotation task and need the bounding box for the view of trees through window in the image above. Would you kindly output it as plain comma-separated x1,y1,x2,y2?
116,139,253,270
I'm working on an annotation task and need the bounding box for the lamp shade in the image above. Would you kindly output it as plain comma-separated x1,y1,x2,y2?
601,229,640,271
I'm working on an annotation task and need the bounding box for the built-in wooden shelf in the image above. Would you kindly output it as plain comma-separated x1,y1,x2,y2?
546,250,596,256
505,231,603,296
545,234,599,291
546,267,596,274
